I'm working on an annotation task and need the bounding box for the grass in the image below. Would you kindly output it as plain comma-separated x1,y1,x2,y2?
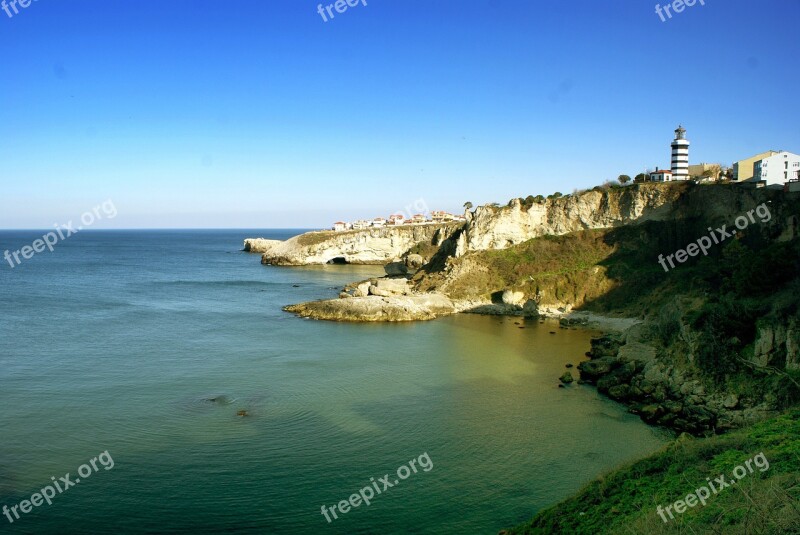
506,409,800,534
418,229,620,306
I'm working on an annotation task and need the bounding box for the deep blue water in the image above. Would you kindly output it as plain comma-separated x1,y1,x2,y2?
0,230,668,534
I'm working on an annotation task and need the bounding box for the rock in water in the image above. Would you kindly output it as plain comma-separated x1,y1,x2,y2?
559,371,574,384
284,293,456,322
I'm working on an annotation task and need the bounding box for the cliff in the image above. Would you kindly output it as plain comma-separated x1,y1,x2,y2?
415,182,795,311
455,183,685,255
278,182,798,322
244,223,461,266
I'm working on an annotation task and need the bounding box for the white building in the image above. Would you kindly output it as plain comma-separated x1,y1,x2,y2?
670,125,690,180
649,168,673,182
431,210,454,222
753,151,800,187
332,221,347,232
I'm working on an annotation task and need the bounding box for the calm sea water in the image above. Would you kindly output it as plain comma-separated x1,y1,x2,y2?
0,230,669,534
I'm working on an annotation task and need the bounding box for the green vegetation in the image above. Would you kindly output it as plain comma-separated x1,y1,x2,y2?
406,239,443,262
415,229,617,304
296,229,341,247
507,409,800,534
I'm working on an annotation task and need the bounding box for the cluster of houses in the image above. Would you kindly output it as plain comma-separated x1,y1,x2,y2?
332,211,466,232
639,126,800,192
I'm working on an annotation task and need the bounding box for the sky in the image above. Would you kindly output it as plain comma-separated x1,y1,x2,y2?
1,0,798,229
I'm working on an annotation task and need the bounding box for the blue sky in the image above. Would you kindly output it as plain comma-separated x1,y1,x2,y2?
1,0,798,228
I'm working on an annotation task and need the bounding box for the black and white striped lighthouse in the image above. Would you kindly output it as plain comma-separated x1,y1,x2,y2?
670,125,690,180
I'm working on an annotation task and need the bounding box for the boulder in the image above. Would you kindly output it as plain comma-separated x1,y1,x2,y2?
353,281,372,298
639,404,662,422
405,254,425,269
384,261,409,276
578,356,617,380
559,371,574,384
369,278,411,297
588,335,623,358
522,299,539,317
501,290,525,306
607,384,631,400
722,394,739,409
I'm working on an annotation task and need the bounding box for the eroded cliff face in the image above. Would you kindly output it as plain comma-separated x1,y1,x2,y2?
249,183,785,269
752,317,800,371
452,182,787,256
245,223,461,266
455,185,684,255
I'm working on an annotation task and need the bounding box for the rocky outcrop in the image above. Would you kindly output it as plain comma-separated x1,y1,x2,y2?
453,182,781,256
384,261,409,276
578,327,779,435
751,317,800,371
245,224,461,266
283,293,456,322
456,185,684,255
255,183,795,324
243,238,278,253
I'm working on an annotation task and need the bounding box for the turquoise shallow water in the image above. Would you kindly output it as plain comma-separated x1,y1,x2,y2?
0,230,669,534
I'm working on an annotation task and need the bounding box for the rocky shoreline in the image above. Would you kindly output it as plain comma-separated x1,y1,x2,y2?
575,324,778,436
248,183,796,438
244,223,460,266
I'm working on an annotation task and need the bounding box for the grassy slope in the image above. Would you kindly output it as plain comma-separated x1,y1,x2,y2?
506,409,800,534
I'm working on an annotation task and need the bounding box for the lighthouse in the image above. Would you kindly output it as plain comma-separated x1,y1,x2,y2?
671,125,690,180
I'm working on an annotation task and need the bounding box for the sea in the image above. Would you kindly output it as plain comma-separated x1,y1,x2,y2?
0,230,670,534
